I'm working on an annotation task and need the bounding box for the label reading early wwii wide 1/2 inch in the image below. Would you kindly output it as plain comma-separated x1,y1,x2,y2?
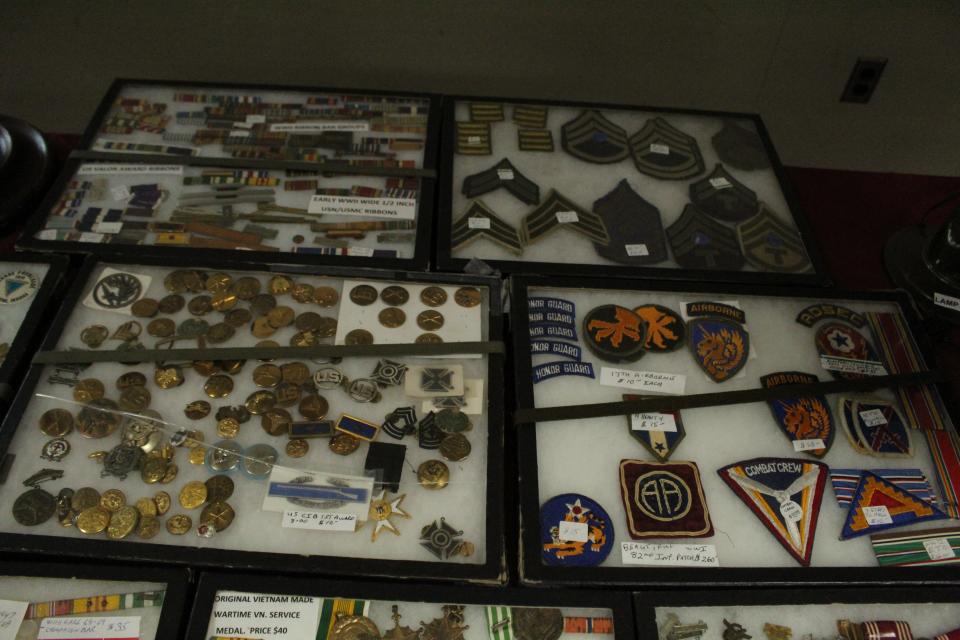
77,164,183,176
281,510,357,532
819,355,887,377
630,412,678,433
38,615,140,640
922,537,956,561
206,591,321,640
269,121,370,133
0,599,28,640
308,195,416,220
934,292,960,312
621,542,719,567
600,367,686,395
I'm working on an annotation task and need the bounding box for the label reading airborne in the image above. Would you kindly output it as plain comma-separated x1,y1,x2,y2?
308,195,416,220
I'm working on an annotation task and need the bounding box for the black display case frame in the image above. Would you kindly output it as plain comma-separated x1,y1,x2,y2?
512,273,959,587
435,94,829,286
0,557,191,640
17,78,444,272
185,571,635,640
633,586,960,640
0,251,70,418
0,255,507,585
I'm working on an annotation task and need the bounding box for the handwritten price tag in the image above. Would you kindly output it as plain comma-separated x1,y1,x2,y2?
793,438,825,452
558,520,589,542
649,143,670,155
625,243,649,257
0,599,28,640
38,615,140,639
621,542,719,567
282,510,357,531
923,537,956,561
709,177,732,189
496,168,514,180
859,409,887,427
630,412,677,432
863,505,893,526
600,367,686,395
467,217,491,229
555,210,579,224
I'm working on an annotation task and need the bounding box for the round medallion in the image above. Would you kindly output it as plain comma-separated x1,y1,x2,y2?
420,286,448,307
349,284,379,306
93,272,142,309
12,488,56,526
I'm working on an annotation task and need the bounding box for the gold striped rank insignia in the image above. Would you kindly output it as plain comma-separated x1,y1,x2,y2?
469,103,505,122
518,129,554,152
456,122,492,155
513,105,548,129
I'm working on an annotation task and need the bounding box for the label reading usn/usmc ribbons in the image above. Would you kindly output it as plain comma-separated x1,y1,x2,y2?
531,340,582,361
533,361,594,384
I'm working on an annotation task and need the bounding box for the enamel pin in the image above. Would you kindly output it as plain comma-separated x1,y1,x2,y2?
717,457,827,566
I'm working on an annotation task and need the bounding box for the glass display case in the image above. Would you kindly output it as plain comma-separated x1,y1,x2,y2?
185,572,633,640
437,97,825,284
512,275,958,585
18,80,439,270
0,257,505,584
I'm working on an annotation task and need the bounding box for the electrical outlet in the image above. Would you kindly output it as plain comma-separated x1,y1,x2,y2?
841,57,887,103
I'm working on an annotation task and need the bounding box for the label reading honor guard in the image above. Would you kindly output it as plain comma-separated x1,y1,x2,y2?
282,510,357,532
205,590,320,640
625,243,650,256
600,368,686,394
621,542,719,567
935,293,960,311
555,210,579,224
468,217,491,229
270,121,370,133
38,616,140,639
308,195,416,220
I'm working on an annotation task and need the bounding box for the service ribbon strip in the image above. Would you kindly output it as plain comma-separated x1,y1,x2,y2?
867,311,948,430
24,590,165,619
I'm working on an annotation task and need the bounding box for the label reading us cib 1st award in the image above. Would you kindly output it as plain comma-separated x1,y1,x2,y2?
308,195,416,220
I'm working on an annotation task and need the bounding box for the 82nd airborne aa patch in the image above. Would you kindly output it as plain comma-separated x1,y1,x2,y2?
618,460,713,539
718,457,827,566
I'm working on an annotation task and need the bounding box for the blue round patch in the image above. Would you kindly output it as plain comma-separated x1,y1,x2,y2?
540,493,614,566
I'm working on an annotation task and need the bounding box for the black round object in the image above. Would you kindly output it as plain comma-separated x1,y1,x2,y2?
0,115,54,235
885,220,960,324
582,304,646,362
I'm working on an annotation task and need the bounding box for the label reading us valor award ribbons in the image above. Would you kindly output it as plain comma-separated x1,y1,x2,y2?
621,542,719,567
206,590,320,640
282,510,357,532
600,367,686,394
77,164,183,176
270,121,370,133
308,195,416,220
38,616,140,640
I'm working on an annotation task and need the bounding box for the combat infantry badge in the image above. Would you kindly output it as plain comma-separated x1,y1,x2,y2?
717,457,828,566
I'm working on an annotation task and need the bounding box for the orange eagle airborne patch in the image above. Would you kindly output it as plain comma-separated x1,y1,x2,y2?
688,318,749,382
583,304,646,362
633,304,685,351
761,372,835,457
